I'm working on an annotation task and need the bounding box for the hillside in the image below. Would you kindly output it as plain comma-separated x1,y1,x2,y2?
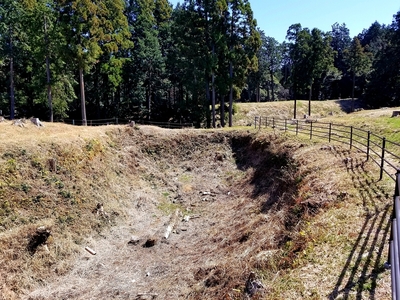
0,103,395,299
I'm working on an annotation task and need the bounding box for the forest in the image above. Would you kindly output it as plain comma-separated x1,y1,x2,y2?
1,0,400,127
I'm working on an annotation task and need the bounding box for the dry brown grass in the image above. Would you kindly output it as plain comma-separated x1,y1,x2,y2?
0,115,394,300
233,99,363,127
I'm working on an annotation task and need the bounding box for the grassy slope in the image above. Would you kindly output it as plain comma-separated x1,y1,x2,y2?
0,100,397,299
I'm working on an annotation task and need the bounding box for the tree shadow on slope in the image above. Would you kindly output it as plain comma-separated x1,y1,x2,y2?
230,133,299,214
187,133,303,300
335,99,366,113
329,148,391,300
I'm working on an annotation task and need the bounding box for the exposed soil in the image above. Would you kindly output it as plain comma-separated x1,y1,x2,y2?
23,128,301,299
0,122,392,300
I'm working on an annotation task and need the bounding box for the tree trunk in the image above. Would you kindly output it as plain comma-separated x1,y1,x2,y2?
79,68,87,126
212,72,216,128
220,95,225,127
229,62,233,127
308,80,313,116
148,74,152,120
115,87,121,118
228,10,234,128
270,67,275,101
94,67,100,119
211,44,216,128
44,17,53,122
293,81,297,119
46,55,53,122
9,27,15,120
205,80,211,128
351,72,355,112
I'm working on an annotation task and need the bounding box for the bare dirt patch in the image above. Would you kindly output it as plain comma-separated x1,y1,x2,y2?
0,123,392,299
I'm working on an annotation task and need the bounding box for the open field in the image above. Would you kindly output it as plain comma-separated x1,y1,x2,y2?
0,100,397,299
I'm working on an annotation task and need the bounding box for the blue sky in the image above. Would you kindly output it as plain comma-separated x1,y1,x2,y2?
168,0,400,42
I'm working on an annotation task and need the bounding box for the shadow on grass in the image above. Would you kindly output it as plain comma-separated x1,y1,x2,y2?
230,133,391,299
335,99,366,113
329,149,392,300
230,134,297,211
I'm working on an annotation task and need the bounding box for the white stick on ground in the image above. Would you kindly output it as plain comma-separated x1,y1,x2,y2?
164,209,180,239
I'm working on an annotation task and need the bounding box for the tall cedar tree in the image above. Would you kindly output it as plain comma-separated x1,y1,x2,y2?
287,24,334,116
124,0,166,121
343,37,371,111
226,0,260,127
330,23,351,99
365,12,400,107
0,0,24,119
58,0,131,125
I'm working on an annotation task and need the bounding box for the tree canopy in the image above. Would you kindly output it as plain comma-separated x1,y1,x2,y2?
0,2,399,126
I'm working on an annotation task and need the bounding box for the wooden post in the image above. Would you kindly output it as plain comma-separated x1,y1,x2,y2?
380,138,386,180
329,123,332,143
296,120,299,135
350,126,353,149
367,131,370,161
310,121,313,140
254,116,257,129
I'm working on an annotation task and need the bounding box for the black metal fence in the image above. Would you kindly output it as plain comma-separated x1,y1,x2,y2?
255,116,400,181
390,172,400,299
63,118,193,129
256,116,400,298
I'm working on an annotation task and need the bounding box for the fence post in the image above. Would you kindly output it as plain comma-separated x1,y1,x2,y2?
265,117,268,128
350,126,353,149
310,121,313,140
380,137,386,180
72,119,75,125
254,116,257,129
367,131,371,161
272,118,275,129
259,117,262,130
296,120,299,135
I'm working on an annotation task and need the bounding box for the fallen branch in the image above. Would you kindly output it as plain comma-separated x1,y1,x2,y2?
135,293,158,299
183,214,201,222
85,246,96,255
164,209,180,239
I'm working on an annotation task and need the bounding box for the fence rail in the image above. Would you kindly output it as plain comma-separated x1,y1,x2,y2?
63,118,193,129
391,172,400,299
256,116,400,181
256,116,400,298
